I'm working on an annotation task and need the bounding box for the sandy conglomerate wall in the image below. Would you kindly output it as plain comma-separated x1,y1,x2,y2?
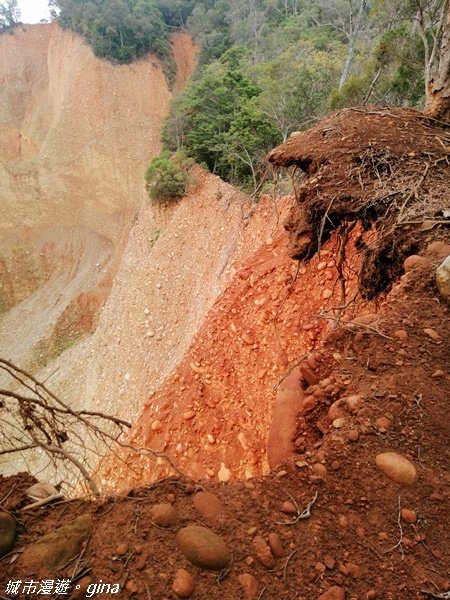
0,23,187,365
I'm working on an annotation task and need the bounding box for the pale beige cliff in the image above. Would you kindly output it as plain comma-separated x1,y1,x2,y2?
0,24,193,365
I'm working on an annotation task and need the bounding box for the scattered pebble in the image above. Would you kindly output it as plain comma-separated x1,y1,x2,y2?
176,526,231,570
172,569,195,598
192,492,222,522
150,503,177,528
423,327,440,341
268,532,285,558
237,573,259,599
401,508,417,523
253,535,275,569
375,452,417,485
115,543,128,556
317,585,345,600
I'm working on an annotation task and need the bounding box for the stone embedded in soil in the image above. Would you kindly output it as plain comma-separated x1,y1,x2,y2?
345,395,362,413
253,535,275,568
172,568,196,598
436,255,450,303
313,463,328,478
375,452,417,486
375,416,392,432
19,514,91,573
431,369,446,378
192,491,222,522
218,462,231,482
317,585,345,600
300,365,319,386
424,327,441,341
115,543,128,555
427,240,450,258
328,400,346,420
404,254,427,271
71,576,93,599
268,532,285,558
125,580,138,594
238,573,259,599
150,503,178,527
0,511,16,558
401,508,417,523
267,367,304,469
394,329,408,341
175,526,231,570
281,501,298,515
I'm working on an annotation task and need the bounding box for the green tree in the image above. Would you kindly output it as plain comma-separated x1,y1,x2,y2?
145,150,191,202
0,0,20,30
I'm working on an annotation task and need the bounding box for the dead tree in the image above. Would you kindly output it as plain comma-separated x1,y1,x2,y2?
0,359,181,497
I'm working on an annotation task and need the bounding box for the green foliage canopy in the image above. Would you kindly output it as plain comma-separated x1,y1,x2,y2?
145,150,191,202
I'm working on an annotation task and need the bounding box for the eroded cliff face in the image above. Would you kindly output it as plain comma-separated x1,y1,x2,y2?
0,24,193,366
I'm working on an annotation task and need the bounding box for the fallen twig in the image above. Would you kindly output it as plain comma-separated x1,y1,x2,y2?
216,555,233,583
258,587,267,600
384,495,404,559
20,493,64,512
283,550,297,582
276,491,318,525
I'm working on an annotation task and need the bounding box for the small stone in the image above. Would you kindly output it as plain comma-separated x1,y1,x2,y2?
394,329,408,341
307,354,319,369
19,514,91,573
172,569,195,598
424,328,440,341
151,420,163,432
115,543,128,556
431,369,446,378
238,573,259,599
150,503,177,528
192,492,222,522
281,501,298,515
436,255,450,302
268,532,285,558
0,512,16,558
332,418,347,429
401,508,417,524
427,241,450,258
404,255,426,271
322,289,333,299
347,429,359,442
345,395,362,413
317,585,345,600
375,452,417,485
366,590,377,599
300,365,319,386
176,526,231,570
71,576,93,599
328,400,346,420
313,463,328,478
253,535,275,569
218,463,231,482
324,555,336,570
125,580,138,594
375,416,392,432
183,410,196,421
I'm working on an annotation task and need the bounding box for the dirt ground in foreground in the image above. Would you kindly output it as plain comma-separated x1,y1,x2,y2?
1,259,449,600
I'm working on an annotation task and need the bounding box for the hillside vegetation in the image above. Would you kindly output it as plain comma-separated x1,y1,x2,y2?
48,0,449,190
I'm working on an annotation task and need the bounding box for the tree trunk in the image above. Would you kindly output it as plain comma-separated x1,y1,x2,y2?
425,1,450,122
